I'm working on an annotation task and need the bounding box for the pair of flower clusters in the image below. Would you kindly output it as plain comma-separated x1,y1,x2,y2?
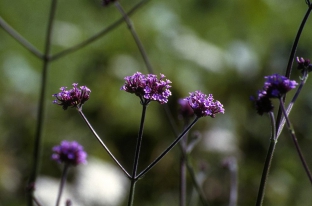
252,74,298,115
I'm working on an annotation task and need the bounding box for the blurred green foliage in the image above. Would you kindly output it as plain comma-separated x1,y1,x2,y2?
1,0,312,205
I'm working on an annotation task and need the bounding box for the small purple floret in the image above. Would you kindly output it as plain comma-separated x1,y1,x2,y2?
52,83,91,110
178,98,194,119
52,140,87,166
184,91,224,118
121,72,172,104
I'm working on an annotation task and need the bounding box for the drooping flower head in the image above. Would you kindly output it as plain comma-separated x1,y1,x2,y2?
178,98,194,119
297,56,312,73
121,72,172,104
53,83,91,110
184,91,224,118
52,140,87,166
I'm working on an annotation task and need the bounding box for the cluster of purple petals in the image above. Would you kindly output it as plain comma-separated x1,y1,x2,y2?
121,72,172,104
258,74,298,99
52,140,87,166
251,74,297,115
184,91,224,118
53,83,91,110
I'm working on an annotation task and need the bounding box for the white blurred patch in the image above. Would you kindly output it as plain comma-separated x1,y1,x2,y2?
172,33,224,72
203,128,237,153
111,54,140,78
36,157,128,206
36,176,81,206
75,157,128,206
2,53,39,94
54,21,82,47
225,41,259,77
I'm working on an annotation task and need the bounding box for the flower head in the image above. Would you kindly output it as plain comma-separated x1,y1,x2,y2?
184,91,224,118
121,72,172,104
52,140,87,166
297,56,312,73
250,95,274,115
53,83,91,110
261,74,297,98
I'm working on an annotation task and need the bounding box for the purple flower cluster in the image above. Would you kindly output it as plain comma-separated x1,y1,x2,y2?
53,83,91,110
184,91,224,118
251,74,298,115
121,72,172,104
260,74,298,98
52,140,87,166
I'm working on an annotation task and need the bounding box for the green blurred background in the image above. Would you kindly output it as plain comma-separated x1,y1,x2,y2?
1,0,312,205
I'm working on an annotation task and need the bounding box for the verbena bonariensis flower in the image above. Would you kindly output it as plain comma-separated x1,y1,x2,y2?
53,83,91,110
297,56,312,73
261,74,298,98
52,140,87,166
121,72,172,104
178,98,194,119
184,91,224,118
250,74,297,115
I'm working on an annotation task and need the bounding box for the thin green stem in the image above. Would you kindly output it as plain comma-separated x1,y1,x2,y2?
127,102,149,206
275,4,312,132
278,97,312,184
78,109,130,178
137,116,200,180
0,16,44,59
114,1,154,74
256,112,276,206
276,71,308,138
185,156,208,206
50,0,150,61
27,1,58,205
227,157,238,206
55,164,69,206
179,126,188,206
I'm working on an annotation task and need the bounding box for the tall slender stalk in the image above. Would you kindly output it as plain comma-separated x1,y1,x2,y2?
27,1,58,205
55,164,69,206
278,97,312,184
50,0,150,61
137,116,200,180
127,102,149,206
256,112,276,206
114,1,154,74
0,17,43,59
275,4,312,132
78,109,130,178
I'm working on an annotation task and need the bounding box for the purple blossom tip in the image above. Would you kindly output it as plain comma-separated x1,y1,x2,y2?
297,56,312,72
52,83,91,110
52,140,87,166
178,98,194,119
262,74,298,98
121,72,172,104
184,91,224,118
